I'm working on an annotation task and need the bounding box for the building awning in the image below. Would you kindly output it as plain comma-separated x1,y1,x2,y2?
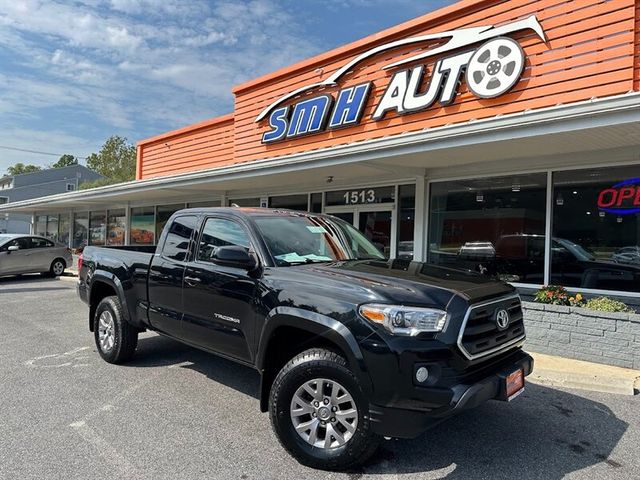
2,93,639,214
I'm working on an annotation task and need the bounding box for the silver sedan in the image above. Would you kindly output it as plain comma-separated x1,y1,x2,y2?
0,234,73,277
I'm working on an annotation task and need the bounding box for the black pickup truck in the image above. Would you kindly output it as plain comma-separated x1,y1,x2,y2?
78,207,532,470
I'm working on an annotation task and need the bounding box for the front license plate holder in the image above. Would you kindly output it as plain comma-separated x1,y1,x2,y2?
504,368,524,401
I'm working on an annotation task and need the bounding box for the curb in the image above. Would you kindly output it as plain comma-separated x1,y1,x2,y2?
59,273,78,282
528,352,640,396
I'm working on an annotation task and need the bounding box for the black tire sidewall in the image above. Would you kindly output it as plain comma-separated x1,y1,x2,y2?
93,297,125,363
270,351,376,470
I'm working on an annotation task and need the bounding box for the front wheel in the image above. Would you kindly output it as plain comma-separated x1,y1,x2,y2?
269,348,380,471
93,296,138,364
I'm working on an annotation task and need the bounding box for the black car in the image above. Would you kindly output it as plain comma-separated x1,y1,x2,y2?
77,208,532,471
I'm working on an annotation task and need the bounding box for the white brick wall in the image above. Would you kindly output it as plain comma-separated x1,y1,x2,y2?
522,302,640,370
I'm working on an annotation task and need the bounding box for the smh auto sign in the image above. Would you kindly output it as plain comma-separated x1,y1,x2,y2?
257,16,546,144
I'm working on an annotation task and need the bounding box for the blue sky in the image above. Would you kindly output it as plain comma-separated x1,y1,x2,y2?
0,0,455,173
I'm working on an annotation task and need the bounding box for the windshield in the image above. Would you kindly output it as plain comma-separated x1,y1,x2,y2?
253,215,386,266
0,235,12,246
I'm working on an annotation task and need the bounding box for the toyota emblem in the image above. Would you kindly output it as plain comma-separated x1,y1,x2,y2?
495,309,510,330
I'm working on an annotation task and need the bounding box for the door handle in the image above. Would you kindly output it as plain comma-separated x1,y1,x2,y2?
184,276,201,287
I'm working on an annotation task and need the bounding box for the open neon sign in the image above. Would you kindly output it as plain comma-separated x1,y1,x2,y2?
597,178,640,215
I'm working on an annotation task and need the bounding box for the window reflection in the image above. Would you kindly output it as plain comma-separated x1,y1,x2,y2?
428,173,547,284
551,166,640,292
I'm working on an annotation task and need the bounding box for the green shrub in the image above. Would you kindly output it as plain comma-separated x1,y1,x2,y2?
534,285,584,307
584,297,634,313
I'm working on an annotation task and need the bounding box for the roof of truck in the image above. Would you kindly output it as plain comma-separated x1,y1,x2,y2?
178,207,321,217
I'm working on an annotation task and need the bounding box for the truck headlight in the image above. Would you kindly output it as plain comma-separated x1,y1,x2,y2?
359,304,449,336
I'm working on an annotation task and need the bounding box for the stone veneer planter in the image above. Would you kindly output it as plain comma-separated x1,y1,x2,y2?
522,301,640,370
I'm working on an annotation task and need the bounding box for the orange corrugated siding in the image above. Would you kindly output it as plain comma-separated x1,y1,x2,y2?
634,0,640,89
234,0,637,163
138,115,234,179
138,0,640,180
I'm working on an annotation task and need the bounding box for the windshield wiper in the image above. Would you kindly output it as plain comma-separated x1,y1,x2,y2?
282,258,334,266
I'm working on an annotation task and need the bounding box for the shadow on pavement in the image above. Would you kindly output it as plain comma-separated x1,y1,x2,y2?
127,333,260,400
129,334,628,479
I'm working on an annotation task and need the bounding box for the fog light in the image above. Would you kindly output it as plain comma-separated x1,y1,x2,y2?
416,367,429,383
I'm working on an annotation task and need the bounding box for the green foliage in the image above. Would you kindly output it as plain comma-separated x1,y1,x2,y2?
585,297,634,313
78,177,124,190
534,285,585,307
52,154,78,168
7,162,42,176
85,135,136,185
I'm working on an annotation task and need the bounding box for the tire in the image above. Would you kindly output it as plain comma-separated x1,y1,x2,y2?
49,258,66,277
93,296,138,364
269,348,380,471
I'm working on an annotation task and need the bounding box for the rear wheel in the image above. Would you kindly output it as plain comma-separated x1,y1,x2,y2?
269,348,380,471
93,296,138,364
49,258,66,277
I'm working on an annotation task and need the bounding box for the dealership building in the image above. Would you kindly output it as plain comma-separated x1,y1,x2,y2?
2,0,640,304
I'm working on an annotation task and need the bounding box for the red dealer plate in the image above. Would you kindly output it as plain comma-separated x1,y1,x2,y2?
506,369,524,400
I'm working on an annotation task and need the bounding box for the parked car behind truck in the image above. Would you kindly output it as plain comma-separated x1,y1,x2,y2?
0,234,72,277
77,208,532,470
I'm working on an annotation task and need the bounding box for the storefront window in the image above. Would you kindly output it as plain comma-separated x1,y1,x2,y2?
73,212,88,249
310,193,322,213
35,215,47,237
429,173,547,284
89,211,106,246
130,206,155,245
397,185,415,260
107,209,126,246
187,200,220,208
46,215,59,242
269,194,308,211
551,166,640,293
325,186,394,207
230,197,261,207
156,204,184,239
59,214,70,247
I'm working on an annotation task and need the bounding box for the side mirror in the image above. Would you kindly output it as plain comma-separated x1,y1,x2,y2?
212,245,257,270
7,245,19,252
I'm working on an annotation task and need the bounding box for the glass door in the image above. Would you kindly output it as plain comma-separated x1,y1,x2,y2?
358,210,392,259
325,204,396,259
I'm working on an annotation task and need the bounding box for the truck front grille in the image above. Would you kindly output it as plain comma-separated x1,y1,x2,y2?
458,294,525,360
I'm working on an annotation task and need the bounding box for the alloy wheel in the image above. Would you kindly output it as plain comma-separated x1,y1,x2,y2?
98,311,115,352
52,261,65,276
289,378,358,449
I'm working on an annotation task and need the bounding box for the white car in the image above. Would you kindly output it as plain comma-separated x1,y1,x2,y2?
0,234,73,277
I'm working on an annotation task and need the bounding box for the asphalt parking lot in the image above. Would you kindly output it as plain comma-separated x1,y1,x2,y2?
1,276,638,480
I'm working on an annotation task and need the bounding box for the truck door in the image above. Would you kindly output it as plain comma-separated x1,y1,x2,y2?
181,216,257,362
147,215,198,338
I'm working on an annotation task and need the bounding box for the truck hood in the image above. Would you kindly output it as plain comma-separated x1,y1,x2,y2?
274,259,515,309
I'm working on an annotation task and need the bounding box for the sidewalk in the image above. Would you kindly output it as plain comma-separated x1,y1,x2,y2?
528,352,640,396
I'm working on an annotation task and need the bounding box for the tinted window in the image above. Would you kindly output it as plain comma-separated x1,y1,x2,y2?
162,216,197,261
198,218,250,262
5,237,30,250
31,237,53,248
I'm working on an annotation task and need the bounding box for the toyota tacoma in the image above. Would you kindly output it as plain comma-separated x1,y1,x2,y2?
77,207,532,470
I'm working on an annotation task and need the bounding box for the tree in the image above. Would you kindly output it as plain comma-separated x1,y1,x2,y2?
7,163,42,176
52,154,78,168
81,135,136,189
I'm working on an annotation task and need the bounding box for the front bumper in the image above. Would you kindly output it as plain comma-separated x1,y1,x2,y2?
368,349,533,438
